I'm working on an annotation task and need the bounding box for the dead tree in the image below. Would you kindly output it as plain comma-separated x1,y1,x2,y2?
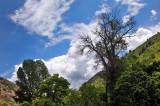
77,10,136,103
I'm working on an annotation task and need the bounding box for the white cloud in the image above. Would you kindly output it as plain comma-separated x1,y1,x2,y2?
8,19,102,89
10,0,74,38
43,20,102,89
116,0,146,23
95,4,110,16
150,10,157,20
122,15,130,23
127,22,160,50
8,42,102,89
151,10,157,16
8,64,22,82
45,20,98,47
8,3,103,89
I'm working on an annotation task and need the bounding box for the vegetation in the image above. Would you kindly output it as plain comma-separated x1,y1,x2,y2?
35,74,70,104
2,10,160,106
113,61,160,105
77,9,136,103
0,77,18,106
125,32,160,65
14,59,51,103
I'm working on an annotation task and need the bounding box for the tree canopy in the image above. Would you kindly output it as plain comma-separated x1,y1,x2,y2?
113,61,160,105
15,59,51,103
36,74,70,104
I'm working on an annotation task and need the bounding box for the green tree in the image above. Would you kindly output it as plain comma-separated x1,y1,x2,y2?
15,59,50,103
36,74,70,104
31,97,55,106
146,72,160,105
113,70,149,105
62,89,82,106
113,62,160,105
79,83,106,106
77,9,136,103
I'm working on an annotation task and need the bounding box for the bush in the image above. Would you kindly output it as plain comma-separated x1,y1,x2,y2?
20,101,30,106
32,97,55,106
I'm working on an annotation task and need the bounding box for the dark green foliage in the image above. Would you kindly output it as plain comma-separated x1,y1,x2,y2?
15,59,50,103
31,97,55,106
146,72,160,105
113,61,160,106
0,77,4,80
36,74,70,104
113,70,149,105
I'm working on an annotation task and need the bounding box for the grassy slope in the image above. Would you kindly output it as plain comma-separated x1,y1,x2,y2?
87,70,106,87
125,32,160,65
87,32,160,87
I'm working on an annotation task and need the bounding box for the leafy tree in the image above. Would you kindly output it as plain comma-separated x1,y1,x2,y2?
36,74,70,104
145,61,160,75
79,83,106,106
113,62,160,105
62,89,82,106
113,70,149,105
15,59,50,103
146,72,160,105
77,9,136,103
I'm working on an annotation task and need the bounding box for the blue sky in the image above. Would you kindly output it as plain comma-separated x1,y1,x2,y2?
0,0,160,89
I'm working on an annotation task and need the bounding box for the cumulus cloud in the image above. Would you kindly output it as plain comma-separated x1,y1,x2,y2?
8,41,102,89
8,64,22,82
10,0,74,38
151,10,157,16
8,19,103,89
126,22,160,50
116,0,146,23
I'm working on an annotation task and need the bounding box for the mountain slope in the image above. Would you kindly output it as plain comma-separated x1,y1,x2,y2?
125,32,160,65
0,77,18,105
87,32,160,87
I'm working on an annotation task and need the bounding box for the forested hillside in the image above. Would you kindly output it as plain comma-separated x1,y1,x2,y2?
88,32,160,87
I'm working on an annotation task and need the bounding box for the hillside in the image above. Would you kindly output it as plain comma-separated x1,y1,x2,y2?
88,32,160,87
87,70,106,87
125,32,160,65
0,77,18,105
